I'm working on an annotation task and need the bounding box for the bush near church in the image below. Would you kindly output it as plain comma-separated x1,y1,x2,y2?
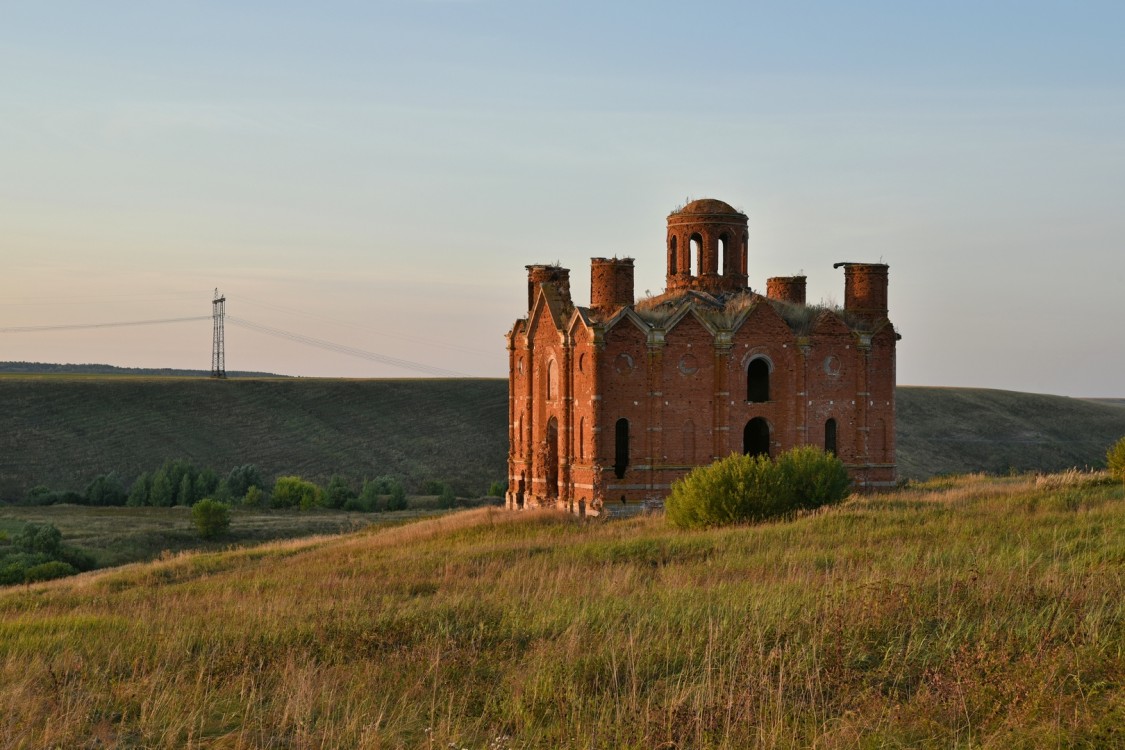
666,446,851,529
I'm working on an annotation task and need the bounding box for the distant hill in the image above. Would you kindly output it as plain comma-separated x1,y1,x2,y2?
1,377,1122,500
0,361,284,378
0,377,508,500
897,387,1125,479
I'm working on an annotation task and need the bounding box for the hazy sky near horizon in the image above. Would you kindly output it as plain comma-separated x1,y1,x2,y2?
2,2,1123,395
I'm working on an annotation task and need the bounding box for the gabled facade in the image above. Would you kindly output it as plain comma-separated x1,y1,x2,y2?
506,198,898,515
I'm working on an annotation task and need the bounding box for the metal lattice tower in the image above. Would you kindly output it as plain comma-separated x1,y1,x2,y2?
211,289,226,379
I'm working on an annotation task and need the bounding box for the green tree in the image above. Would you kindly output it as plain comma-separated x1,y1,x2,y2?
387,481,408,511
1108,436,1125,486
191,499,231,539
438,483,456,508
325,475,355,509
85,472,127,506
177,474,195,506
487,480,506,498
127,472,152,507
150,472,175,507
358,480,386,512
223,464,264,502
271,476,324,510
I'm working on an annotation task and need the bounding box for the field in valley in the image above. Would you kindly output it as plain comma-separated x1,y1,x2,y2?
1,472,1122,748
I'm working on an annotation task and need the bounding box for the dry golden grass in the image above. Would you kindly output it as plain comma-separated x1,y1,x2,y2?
1,475,1123,748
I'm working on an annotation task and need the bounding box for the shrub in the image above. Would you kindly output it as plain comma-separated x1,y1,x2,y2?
487,480,506,498
191,499,231,539
24,560,78,583
16,523,63,556
1109,437,1125,486
666,447,850,529
271,476,324,510
242,485,264,507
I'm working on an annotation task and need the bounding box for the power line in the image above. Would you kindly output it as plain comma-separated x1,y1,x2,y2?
227,316,470,378
236,294,490,356
0,303,474,378
0,316,211,333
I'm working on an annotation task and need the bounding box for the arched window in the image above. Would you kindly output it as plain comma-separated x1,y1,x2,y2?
741,232,749,275
690,233,703,276
825,418,837,455
747,358,770,403
546,359,557,401
578,417,585,460
743,418,770,457
717,233,728,276
669,236,678,275
545,417,559,497
614,418,629,479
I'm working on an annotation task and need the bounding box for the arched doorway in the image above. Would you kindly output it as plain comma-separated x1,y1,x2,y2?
545,418,559,498
824,418,837,455
743,418,770,457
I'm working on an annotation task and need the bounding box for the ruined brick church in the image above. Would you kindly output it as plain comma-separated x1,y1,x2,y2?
506,198,897,514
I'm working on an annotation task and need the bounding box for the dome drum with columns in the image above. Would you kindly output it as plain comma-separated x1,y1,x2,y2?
666,199,749,294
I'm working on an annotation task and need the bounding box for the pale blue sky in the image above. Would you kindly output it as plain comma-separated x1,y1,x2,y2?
2,2,1123,395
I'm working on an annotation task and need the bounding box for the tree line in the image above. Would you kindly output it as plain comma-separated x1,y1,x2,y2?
20,460,503,512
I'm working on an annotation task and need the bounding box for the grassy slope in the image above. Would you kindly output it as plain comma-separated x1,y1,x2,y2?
1,475,1122,748
896,387,1125,479
0,376,509,499
3,377,1125,499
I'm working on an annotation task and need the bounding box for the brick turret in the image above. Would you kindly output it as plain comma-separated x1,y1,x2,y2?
526,264,572,312
767,276,807,305
590,257,635,312
835,262,889,324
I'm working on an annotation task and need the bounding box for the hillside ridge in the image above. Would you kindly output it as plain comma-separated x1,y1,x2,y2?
2,378,1124,499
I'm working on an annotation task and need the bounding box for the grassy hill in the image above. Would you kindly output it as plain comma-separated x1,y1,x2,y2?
896,386,1125,479
1,473,1122,747
2,376,1124,501
0,376,509,500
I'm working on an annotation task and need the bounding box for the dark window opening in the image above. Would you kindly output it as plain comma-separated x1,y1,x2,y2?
743,418,770,458
747,359,770,403
546,418,559,497
825,418,837,455
669,236,678,274
614,418,629,479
